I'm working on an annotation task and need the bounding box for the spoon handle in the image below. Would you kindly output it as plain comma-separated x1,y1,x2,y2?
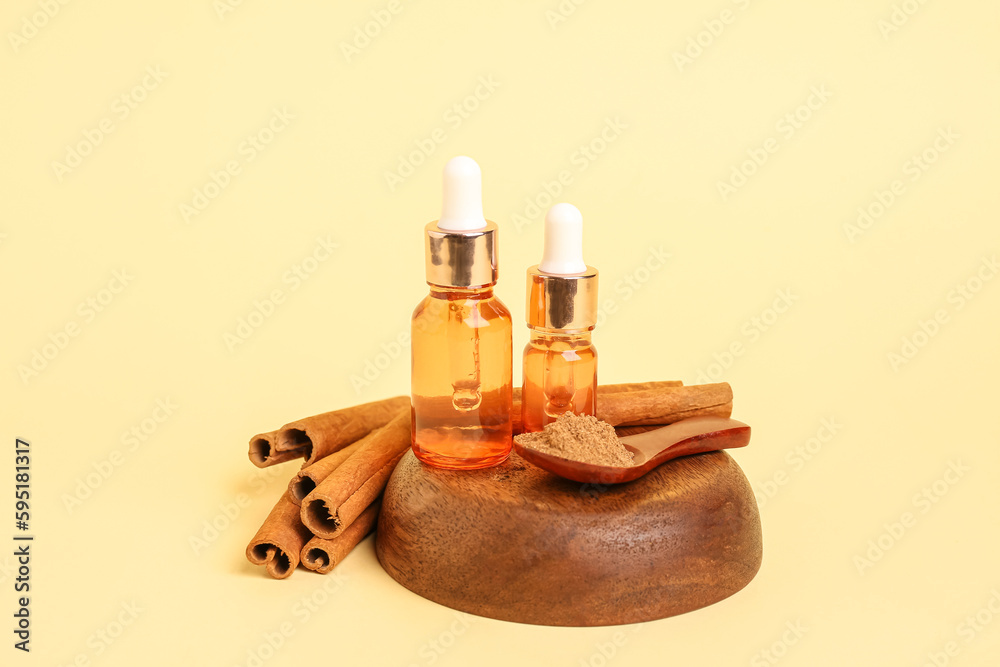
620,417,751,467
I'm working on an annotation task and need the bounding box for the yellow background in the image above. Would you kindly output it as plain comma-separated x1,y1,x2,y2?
3,1,998,665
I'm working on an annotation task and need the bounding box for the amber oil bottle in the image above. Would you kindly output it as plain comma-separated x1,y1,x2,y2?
410,156,513,469
522,203,599,433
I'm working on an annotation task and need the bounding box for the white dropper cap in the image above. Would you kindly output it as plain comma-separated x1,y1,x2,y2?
437,156,488,231
539,203,587,275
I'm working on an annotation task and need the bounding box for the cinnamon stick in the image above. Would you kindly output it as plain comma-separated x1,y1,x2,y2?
300,500,381,574
287,432,371,505
301,411,410,539
600,382,732,426
248,395,409,468
248,431,305,468
245,493,313,579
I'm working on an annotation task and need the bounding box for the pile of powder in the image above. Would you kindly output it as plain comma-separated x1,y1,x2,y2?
515,413,634,467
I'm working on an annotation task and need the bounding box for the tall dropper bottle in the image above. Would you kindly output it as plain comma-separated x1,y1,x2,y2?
410,156,513,469
522,203,599,433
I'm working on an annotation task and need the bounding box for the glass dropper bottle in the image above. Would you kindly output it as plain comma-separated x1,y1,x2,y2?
410,156,513,469
522,203,599,433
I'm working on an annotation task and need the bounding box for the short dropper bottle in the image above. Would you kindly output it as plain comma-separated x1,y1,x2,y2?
410,156,513,469
522,203,599,433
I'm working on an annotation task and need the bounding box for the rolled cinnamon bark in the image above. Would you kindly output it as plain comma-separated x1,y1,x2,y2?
276,395,409,466
246,494,313,579
287,433,372,505
248,395,409,468
301,411,410,539
300,500,381,574
600,382,732,426
249,431,306,468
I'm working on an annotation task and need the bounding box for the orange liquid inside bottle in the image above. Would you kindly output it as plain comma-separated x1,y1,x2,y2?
411,285,513,469
520,203,598,432
521,329,596,433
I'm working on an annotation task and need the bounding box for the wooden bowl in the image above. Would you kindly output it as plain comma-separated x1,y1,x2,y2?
376,446,762,626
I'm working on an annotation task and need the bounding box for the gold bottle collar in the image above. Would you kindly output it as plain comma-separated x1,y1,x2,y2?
424,220,499,288
525,265,599,331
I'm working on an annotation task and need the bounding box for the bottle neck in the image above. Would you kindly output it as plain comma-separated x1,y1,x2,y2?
428,284,495,300
528,327,593,343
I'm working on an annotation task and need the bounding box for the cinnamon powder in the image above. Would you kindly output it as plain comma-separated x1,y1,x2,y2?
515,413,634,467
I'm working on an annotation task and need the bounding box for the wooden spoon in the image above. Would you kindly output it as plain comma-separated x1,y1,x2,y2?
513,416,751,484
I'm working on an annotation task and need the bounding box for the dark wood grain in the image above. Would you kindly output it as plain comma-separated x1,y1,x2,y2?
376,446,762,626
